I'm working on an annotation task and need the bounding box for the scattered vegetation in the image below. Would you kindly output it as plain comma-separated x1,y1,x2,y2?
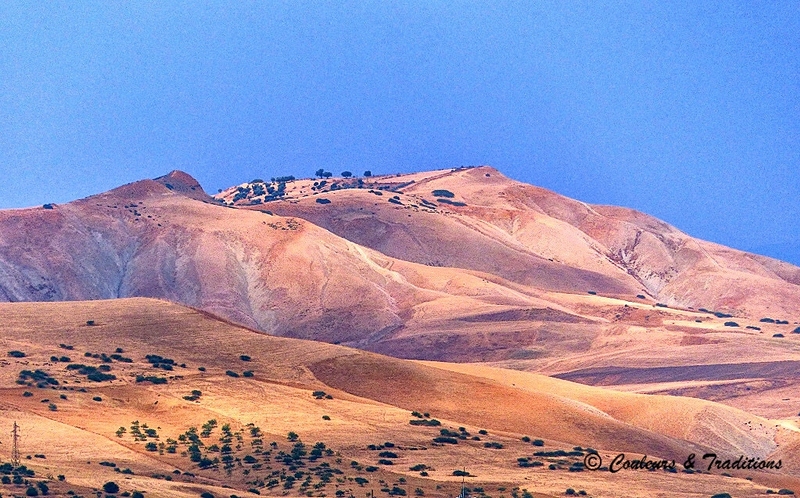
135,375,168,384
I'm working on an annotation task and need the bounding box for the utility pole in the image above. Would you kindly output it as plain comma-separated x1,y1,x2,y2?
11,421,20,467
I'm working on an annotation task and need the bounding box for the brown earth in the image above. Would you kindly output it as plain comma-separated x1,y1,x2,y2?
0,298,796,497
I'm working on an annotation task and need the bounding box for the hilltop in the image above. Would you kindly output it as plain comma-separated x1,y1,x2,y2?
1,167,800,419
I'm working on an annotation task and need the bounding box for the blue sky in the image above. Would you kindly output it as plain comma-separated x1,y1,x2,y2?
1,2,798,263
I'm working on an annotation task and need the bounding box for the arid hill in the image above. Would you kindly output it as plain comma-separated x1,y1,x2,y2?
0,298,796,497
2,168,800,417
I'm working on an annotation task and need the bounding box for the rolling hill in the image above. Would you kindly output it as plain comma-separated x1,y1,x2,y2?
0,298,797,497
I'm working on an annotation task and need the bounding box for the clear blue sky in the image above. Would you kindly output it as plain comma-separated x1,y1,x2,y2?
2,2,798,263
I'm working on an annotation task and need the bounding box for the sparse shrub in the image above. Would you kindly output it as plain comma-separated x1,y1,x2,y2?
239,355,251,362
433,436,458,444
793,327,800,334
436,198,467,207
316,198,331,204
103,481,120,494
92,396,102,402
243,370,254,377
25,486,39,496
452,470,471,477
287,431,299,441
636,294,646,299
478,429,488,435
532,439,545,446
322,415,331,420
710,494,732,498
378,459,394,465
724,321,739,327
587,291,597,295
225,370,239,378
23,391,32,397
136,375,167,384
431,189,454,198
8,350,26,358
773,333,785,338
409,419,440,426
86,320,96,326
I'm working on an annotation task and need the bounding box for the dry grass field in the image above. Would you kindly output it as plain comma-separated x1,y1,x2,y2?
0,168,799,496
0,299,797,497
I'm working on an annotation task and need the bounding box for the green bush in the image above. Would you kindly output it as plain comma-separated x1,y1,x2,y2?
136,375,167,384
409,419,440,426
431,189,455,198
8,350,26,358
103,481,120,493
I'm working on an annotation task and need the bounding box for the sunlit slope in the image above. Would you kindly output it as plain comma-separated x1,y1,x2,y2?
0,173,549,346
0,298,796,497
245,166,800,319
